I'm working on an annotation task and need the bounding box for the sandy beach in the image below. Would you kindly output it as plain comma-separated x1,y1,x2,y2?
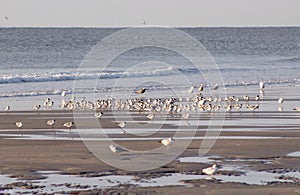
0,95,299,194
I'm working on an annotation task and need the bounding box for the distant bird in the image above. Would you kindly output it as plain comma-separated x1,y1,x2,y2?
202,164,217,176
211,84,219,90
14,121,23,129
181,113,189,119
243,95,249,101
118,121,126,128
46,119,56,129
61,91,66,97
198,84,204,92
5,16,8,20
278,98,283,104
63,121,74,131
147,112,154,120
159,137,174,149
187,86,194,94
32,105,41,111
255,95,260,101
259,80,265,90
293,107,300,111
4,106,10,111
247,104,259,111
94,112,103,118
109,144,127,154
135,88,146,94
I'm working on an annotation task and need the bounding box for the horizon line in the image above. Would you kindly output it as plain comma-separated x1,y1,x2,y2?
1,25,300,28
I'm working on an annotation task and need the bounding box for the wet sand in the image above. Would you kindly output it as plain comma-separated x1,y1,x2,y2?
0,110,299,194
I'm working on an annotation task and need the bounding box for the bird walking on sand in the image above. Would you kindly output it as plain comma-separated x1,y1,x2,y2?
14,121,23,129
4,105,10,111
147,112,154,120
202,164,217,176
109,144,127,154
247,104,259,111
198,84,204,92
118,121,126,128
159,137,174,149
63,121,74,131
94,112,103,118
33,105,41,111
278,97,283,104
259,80,265,90
46,119,56,128
135,88,146,94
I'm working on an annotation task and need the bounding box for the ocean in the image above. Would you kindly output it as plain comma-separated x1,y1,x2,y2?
0,27,300,110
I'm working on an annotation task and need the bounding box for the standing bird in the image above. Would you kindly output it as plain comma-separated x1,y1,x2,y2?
293,107,300,111
247,104,259,111
117,121,127,134
33,105,41,111
198,84,204,92
159,137,174,149
109,144,127,154
63,121,74,131
4,105,10,111
202,164,217,176
135,88,146,94
278,97,284,104
14,121,23,129
46,119,56,129
147,112,154,120
94,112,103,118
259,80,265,90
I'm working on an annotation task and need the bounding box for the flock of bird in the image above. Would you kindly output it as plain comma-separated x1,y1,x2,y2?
3,81,300,161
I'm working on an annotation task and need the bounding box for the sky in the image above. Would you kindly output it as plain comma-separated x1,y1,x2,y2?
1,0,300,27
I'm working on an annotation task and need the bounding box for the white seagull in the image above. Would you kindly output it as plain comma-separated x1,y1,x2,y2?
33,105,41,111
159,137,174,149
118,121,126,128
4,106,10,111
63,121,74,131
46,119,56,128
14,121,23,129
94,112,103,118
247,104,259,111
202,164,217,176
278,98,283,104
109,144,128,154
259,80,265,90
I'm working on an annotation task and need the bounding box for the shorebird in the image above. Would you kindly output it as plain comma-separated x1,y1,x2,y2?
61,91,66,97
63,121,74,131
147,112,154,120
259,80,265,90
33,105,41,111
255,95,260,101
187,86,194,94
109,144,127,154
278,97,284,104
293,107,300,111
198,84,204,92
211,84,218,90
159,137,174,149
4,105,10,111
181,113,189,119
118,121,126,128
247,104,259,111
202,164,217,176
94,112,103,118
243,95,249,101
135,88,146,94
46,119,56,128
15,121,23,128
